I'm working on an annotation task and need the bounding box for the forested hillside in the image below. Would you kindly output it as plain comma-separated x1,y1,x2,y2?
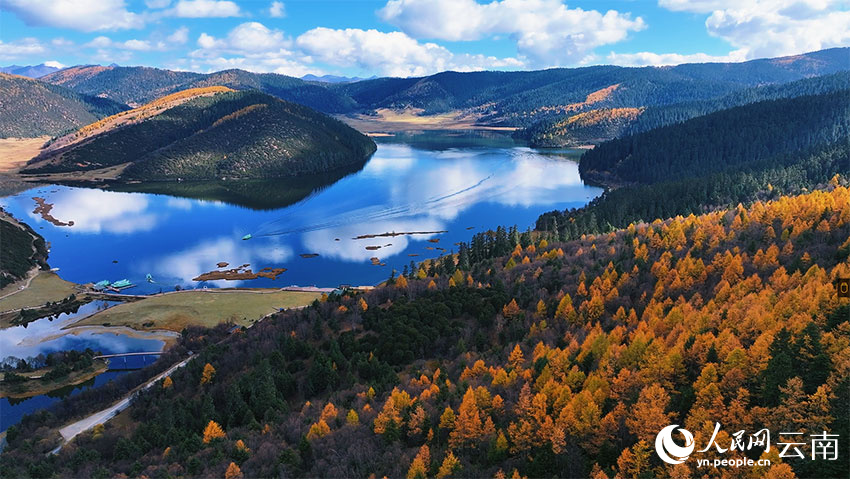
522,71,850,147
22,90,376,181
537,89,850,239
41,48,850,131
580,91,850,184
0,212,48,288
2,182,847,479
0,73,127,138
41,65,356,111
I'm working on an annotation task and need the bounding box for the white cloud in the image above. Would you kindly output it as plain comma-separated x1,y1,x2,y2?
196,22,289,52
85,36,167,52
172,0,241,18
658,0,850,59
193,22,317,76
28,189,159,234
0,38,46,60
1,0,144,32
269,1,285,18
606,49,749,66
43,60,66,68
168,26,190,45
146,0,172,7
124,39,155,51
379,0,645,67
296,27,523,77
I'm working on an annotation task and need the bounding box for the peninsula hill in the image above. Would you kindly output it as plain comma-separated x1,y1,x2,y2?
21,89,377,181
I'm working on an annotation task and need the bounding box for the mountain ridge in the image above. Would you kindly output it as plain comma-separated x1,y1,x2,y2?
21,89,376,181
39,48,850,130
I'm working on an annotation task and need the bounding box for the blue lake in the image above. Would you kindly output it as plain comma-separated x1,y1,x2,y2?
0,133,602,293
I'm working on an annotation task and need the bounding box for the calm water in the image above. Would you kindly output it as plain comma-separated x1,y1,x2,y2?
0,132,601,431
0,133,601,292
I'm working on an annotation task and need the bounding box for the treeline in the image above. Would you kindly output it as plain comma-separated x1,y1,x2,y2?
625,71,850,135
520,71,850,148
1,183,847,479
536,90,850,239
0,213,49,288
579,91,850,184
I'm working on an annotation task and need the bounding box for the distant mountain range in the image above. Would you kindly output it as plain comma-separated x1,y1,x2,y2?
301,74,375,83
5,47,849,145
22,88,376,181
0,63,61,78
37,48,849,130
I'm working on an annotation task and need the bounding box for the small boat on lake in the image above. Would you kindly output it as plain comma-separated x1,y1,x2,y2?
242,234,252,240
145,274,155,283
108,279,135,291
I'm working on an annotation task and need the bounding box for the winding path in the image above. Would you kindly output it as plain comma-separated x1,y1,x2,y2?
50,354,192,454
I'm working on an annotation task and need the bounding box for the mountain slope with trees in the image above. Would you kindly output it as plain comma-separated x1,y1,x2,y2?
537,89,850,239
521,71,850,147
21,89,376,181
1,180,847,479
0,73,128,138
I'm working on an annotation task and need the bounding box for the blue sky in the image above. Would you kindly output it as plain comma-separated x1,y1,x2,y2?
1,0,848,77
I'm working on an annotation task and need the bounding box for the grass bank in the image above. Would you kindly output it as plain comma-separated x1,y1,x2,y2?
69,289,322,332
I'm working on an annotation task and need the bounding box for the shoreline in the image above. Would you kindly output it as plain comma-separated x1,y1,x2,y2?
0,360,109,399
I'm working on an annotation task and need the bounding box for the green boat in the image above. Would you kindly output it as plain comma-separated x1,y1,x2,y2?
242,234,252,240
112,279,133,289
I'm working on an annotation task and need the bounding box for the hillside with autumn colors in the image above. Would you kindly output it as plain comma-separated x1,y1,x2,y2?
2,177,847,478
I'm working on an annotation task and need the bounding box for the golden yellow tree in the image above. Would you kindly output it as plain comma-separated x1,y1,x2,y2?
439,406,456,430
502,299,521,318
625,384,673,442
508,344,524,370
306,420,331,440
436,451,461,478
162,376,173,389
555,294,577,322
201,363,216,385
407,444,431,479
449,388,483,448
358,297,368,312
346,409,360,425
396,274,409,288
225,462,243,479
320,402,339,423
203,420,225,443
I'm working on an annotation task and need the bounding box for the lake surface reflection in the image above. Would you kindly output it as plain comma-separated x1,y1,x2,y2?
0,133,602,293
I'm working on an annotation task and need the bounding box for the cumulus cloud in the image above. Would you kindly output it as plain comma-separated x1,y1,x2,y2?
172,0,241,17
658,0,850,59
269,1,285,18
606,49,749,66
1,0,144,32
85,36,167,52
192,22,316,76
379,0,645,66
296,27,523,77
196,22,289,52
167,26,190,45
0,38,46,60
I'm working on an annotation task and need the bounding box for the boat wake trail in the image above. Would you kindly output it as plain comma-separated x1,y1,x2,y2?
252,163,514,238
